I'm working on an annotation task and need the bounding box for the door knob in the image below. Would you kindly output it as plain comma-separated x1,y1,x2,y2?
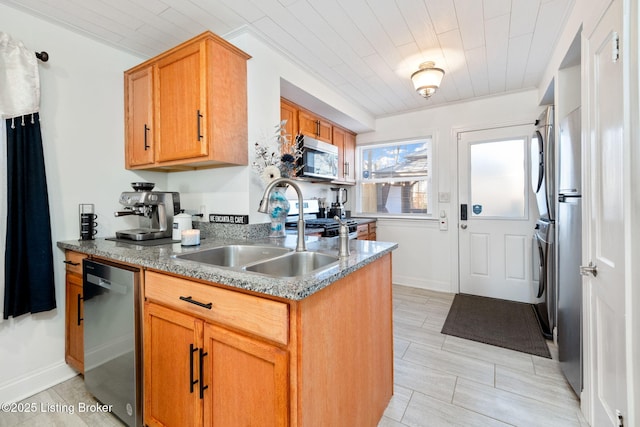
461,223,467,230
580,262,598,277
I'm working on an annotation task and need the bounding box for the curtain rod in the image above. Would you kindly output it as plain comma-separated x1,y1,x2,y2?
35,51,49,62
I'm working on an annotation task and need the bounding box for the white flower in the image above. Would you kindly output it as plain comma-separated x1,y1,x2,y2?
261,165,281,184
252,121,304,184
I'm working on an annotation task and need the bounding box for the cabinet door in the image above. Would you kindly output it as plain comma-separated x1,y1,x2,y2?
125,66,154,168
356,223,369,240
203,323,289,427
332,127,357,183
280,99,298,139
333,126,346,181
298,110,332,143
65,274,84,372
144,302,204,427
155,41,208,163
343,131,356,182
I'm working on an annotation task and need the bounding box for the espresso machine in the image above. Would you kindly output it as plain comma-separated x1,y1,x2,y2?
328,187,348,219
114,182,181,241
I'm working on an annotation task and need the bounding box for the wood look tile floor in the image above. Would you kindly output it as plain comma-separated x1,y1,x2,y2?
378,285,587,427
3,285,586,427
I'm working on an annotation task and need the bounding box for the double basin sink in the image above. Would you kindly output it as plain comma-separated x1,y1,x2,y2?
173,245,339,278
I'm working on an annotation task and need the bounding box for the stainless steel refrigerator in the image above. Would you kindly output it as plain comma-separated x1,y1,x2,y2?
557,107,582,397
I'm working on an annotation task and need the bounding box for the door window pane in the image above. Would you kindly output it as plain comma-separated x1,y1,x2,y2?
470,139,526,218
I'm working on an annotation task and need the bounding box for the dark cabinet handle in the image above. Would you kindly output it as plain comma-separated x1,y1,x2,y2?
63,260,80,266
77,294,83,326
144,124,150,150
199,348,208,399
315,120,320,137
197,110,203,141
189,344,199,393
179,296,212,310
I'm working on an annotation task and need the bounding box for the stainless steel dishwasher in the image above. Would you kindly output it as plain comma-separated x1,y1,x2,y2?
83,259,141,426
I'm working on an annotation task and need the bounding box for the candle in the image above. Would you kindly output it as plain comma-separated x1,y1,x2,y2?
181,229,200,246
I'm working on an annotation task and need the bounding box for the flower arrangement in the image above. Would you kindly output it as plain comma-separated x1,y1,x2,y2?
252,120,303,185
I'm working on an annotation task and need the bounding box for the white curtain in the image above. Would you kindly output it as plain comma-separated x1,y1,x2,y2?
0,31,40,118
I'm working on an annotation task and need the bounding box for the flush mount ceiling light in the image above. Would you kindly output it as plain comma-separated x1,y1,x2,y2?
411,61,445,98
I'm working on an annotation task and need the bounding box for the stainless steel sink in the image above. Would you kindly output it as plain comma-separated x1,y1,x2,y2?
174,245,292,267
244,251,339,277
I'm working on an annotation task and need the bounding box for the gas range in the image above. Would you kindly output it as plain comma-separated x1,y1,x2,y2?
286,217,359,238
285,199,358,238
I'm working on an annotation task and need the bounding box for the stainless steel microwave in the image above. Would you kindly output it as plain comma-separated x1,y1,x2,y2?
298,136,339,180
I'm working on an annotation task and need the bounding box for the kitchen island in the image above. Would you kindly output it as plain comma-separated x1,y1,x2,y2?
57,234,397,427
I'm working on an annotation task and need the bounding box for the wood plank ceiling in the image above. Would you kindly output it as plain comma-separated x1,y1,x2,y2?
1,0,573,117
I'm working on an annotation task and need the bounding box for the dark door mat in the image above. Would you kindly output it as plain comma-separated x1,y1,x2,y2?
441,294,551,358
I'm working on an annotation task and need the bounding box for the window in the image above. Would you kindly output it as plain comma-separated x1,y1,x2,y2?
356,138,432,217
469,139,526,218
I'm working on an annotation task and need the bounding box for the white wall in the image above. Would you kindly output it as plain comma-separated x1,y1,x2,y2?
358,90,542,292
0,4,167,403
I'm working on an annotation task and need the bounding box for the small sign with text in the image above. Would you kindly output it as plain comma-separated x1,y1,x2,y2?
209,214,249,224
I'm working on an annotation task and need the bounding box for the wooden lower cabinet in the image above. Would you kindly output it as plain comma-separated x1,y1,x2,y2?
143,252,392,426
144,277,289,427
144,303,203,427
356,221,377,241
204,323,289,426
64,250,87,373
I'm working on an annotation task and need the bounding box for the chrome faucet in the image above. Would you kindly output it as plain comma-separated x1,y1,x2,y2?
258,178,306,252
334,216,351,258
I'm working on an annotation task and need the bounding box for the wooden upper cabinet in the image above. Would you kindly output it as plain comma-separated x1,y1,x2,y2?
343,130,356,183
298,109,332,143
281,98,358,184
155,42,206,163
333,126,346,180
332,125,356,184
125,67,154,168
280,99,298,139
124,31,251,171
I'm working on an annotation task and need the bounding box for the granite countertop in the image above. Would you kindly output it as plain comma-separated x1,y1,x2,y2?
352,217,377,224
57,235,397,301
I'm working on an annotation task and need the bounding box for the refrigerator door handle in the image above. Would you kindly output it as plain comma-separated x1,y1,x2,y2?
558,193,581,202
535,234,546,298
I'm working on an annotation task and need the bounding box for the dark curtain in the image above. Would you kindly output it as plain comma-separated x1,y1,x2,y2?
3,113,56,318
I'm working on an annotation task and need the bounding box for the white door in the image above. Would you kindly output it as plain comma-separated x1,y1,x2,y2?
458,125,539,302
584,0,627,425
